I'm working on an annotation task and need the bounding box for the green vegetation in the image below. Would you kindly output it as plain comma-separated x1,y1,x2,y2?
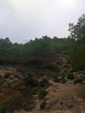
68,14,85,71
0,14,85,113
4,73,11,78
23,74,48,99
23,72,39,88
0,101,8,113
24,105,35,111
0,14,85,71
0,94,34,113
74,79,84,84
39,78,49,88
67,73,74,79
14,74,19,78
40,101,46,110
46,63,59,72
31,87,40,95
38,89,47,99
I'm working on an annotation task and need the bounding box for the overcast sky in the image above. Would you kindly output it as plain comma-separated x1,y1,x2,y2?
0,0,85,43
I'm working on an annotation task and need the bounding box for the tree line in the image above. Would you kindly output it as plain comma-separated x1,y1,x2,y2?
0,14,85,71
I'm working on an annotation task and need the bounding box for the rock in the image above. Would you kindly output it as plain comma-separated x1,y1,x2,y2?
66,102,74,108
58,76,62,80
10,76,14,80
45,99,58,110
83,80,85,84
7,81,12,86
53,90,56,92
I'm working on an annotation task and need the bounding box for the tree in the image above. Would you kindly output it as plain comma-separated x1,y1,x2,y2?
69,14,85,40
68,14,85,71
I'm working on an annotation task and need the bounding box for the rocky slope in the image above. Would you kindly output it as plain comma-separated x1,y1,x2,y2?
0,52,85,113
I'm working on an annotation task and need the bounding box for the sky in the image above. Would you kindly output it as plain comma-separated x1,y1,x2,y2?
0,0,85,43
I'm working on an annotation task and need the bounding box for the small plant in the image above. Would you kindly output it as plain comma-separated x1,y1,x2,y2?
4,73,10,78
6,94,25,113
14,74,19,78
54,75,62,82
24,104,35,111
61,79,67,84
39,78,49,88
40,101,46,110
23,73,39,88
67,73,74,79
46,63,59,72
38,89,47,99
74,79,83,84
39,72,45,77
47,72,52,77
31,87,40,95
0,101,8,113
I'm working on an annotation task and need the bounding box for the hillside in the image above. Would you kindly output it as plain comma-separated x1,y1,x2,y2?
0,52,85,113
0,14,85,113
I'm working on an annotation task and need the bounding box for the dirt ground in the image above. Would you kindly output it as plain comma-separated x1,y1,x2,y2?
13,82,85,113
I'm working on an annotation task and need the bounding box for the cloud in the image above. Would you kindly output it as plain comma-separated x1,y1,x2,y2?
0,0,85,43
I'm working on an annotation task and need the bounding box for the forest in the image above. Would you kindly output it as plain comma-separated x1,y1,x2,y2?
0,14,85,71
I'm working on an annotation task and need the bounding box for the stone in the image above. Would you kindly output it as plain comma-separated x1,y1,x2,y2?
66,102,74,108
83,80,85,84
58,76,62,80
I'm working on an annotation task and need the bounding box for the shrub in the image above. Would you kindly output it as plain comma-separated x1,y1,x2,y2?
39,72,45,77
31,87,40,95
67,73,74,79
54,75,62,82
23,73,39,88
54,74,67,84
6,94,25,113
56,60,63,65
4,73,11,78
38,89,47,99
14,74,19,78
24,104,35,111
0,101,8,113
40,101,46,110
39,78,49,88
61,79,67,84
47,72,52,77
46,63,59,72
74,79,83,84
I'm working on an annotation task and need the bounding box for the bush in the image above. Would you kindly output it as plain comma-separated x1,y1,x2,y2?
6,94,25,113
38,89,47,99
46,63,59,72
61,79,67,84
31,87,40,95
4,73,11,78
23,73,39,88
39,78,49,88
14,74,19,78
67,73,74,79
40,101,46,110
47,72,52,77
54,75,62,82
39,72,45,77
74,79,83,84
54,74,67,84
24,104,35,111
0,101,8,113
